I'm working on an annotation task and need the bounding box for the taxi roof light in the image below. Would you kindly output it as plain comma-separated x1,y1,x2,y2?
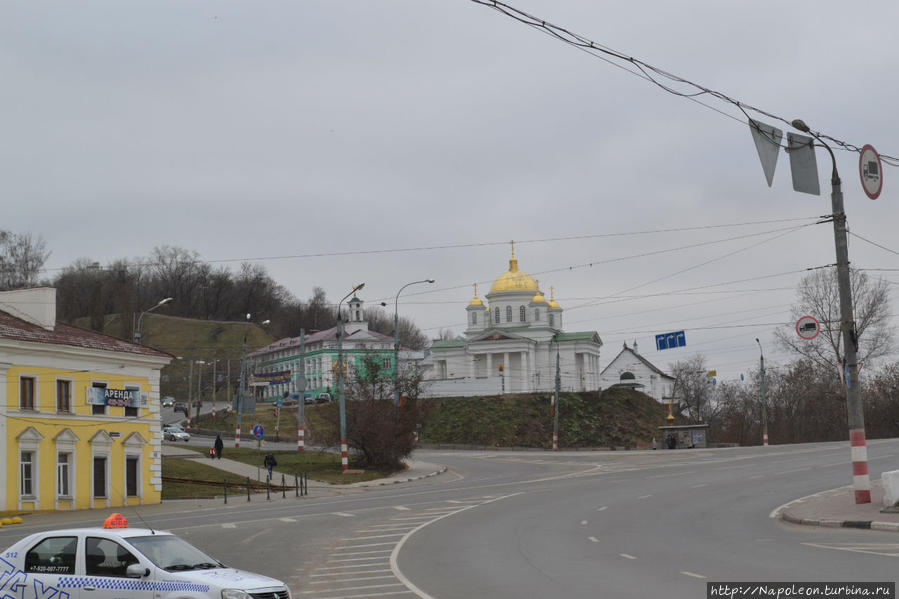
103,513,128,529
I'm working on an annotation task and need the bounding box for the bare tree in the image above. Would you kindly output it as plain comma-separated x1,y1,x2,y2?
0,231,50,290
775,268,894,373
669,355,716,424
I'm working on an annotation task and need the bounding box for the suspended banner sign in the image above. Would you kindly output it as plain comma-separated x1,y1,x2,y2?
787,132,820,196
749,119,783,187
86,388,149,408
655,330,686,351
859,144,883,200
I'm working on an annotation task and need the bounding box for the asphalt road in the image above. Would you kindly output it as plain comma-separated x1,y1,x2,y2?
2,440,897,598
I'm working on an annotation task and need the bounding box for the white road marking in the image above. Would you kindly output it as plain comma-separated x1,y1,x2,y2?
773,467,811,476
221,523,236,528
446,500,464,504
303,582,407,594
279,517,297,523
596,506,607,511
309,575,397,585
341,534,406,541
588,537,599,543
690,483,709,488
681,571,707,579
338,542,397,550
314,563,395,571
356,528,411,533
326,556,391,564
329,550,392,557
748,474,764,479
333,512,356,517
638,494,653,499
308,592,414,599
647,470,696,479
619,553,637,560
309,569,392,578
581,520,588,525
802,542,899,557
393,506,411,511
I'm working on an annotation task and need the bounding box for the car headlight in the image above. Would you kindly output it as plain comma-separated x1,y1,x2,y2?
221,590,252,599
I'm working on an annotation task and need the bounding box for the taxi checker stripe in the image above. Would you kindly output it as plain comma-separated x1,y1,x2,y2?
58,577,209,592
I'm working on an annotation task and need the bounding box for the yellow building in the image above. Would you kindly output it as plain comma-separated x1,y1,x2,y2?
0,288,172,513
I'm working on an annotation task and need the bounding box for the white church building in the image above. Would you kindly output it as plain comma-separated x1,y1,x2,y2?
599,341,676,403
426,248,603,397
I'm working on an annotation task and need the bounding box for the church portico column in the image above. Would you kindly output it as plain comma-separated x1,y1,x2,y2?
521,351,529,392
503,352,510,393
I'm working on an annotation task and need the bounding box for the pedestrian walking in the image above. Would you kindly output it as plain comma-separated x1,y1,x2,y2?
263,453,277,479
214,434,224,459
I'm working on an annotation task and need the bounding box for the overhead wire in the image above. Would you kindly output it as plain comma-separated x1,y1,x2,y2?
470,0,899,166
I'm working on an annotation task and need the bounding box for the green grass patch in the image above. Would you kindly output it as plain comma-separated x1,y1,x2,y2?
161,457,253,499
211,447,393,485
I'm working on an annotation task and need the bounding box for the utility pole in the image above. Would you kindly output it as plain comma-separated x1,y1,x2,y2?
297,329,306,452
756,338,768,446
553,350,560,451
194,360,205,428
337,284,364,472
792,118,870,504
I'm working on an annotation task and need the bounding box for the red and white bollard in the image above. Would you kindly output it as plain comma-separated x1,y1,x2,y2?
762,429,768,446
850,429,871,504
297,425,305,452
552,432,558,451
340,438,348,471
235,426,241,449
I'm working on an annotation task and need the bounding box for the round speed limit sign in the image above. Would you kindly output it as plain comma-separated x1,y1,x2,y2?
860,144,883,200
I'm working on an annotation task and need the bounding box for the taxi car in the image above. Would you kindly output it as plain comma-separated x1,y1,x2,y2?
0,514,291,599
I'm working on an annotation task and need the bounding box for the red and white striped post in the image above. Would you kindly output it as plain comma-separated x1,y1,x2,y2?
340,439,348,471
850,429,871,504
297,425,304,452
235,426,241,449
552,432,558,451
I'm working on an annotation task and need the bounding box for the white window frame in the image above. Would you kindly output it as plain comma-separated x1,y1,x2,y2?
16,426,43,508
56,377,73,413
123,432,146,504
90,380,108,416
90,430,112,507
505,306,512,323
519,305,526,322
19,373,38,411
54,428,79,509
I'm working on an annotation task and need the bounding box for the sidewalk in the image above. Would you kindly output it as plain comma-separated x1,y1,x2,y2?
162,445,447,496
772,481,899,532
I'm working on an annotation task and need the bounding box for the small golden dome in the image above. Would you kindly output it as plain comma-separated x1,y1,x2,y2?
530,280,547,304
489,243,538,294
468,283,484,307
547,285,561,309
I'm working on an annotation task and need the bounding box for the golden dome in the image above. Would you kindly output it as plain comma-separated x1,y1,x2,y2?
489,244,539,294
530,280,547,304
468,283,484,307
547,285,561,309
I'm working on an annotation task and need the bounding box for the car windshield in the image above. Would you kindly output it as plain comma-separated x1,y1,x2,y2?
128,535,223,571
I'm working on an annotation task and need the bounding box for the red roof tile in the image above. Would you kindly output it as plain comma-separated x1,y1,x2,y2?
0,310,172,359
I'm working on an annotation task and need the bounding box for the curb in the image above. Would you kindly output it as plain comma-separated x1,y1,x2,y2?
771,490,899,533
353,466,449,488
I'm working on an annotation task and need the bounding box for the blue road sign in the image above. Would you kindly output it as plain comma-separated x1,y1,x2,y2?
252,424,265,439
276,398,283,408
655,330,686,351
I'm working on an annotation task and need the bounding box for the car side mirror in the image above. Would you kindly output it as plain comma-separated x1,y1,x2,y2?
126,564,149,578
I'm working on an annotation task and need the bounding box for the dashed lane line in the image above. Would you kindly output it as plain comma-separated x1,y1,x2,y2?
638,494,653,499
302,582,407,594
339,542,397,549
221,523,236,528
309,569,392,578
333,512,356,517
588,537,599,543
306,592,414,599
280,517,297,523
328,550,392,558
619,554,637,560
393,506,411,511
597,506,607,511
681,571,707,579
326,557,391,564
341,534,406,541
690,483,709,488
308,575,397,585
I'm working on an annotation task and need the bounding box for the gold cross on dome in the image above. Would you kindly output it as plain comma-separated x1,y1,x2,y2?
510,240,515,258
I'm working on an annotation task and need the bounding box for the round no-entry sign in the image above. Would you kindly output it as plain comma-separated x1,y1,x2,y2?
859,144,883,200
252,424,265,439
796,315,821,340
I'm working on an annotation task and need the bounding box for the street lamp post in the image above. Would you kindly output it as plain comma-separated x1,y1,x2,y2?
337,283,365,472
235,315,270,448
393,279,435,415
792,118,870,504
134,297,172,344
193,360,206,428
756,338,768,447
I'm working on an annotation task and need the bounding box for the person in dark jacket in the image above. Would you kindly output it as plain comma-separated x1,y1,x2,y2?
263,453,277,479
214,435,224,459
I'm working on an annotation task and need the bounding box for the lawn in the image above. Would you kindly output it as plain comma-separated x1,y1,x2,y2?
161,457,256,500
211,447,396,485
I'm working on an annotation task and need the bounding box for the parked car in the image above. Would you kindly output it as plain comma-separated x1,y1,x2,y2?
316,393,332,404
0,519,292,599
161,396,175,407
163,426,190,442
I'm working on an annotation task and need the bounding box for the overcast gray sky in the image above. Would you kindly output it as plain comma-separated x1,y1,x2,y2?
4,1,899,381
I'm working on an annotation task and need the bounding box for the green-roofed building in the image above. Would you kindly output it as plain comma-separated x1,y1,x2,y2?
426,245,602,397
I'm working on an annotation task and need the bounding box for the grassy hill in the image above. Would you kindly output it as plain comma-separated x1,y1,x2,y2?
75,313,275,401
419,387,673,449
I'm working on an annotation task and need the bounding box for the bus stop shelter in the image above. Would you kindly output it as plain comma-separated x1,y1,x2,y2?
658,424,709,449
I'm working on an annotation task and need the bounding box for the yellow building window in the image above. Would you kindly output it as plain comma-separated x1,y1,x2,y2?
20,376,35,410
57,379,72,413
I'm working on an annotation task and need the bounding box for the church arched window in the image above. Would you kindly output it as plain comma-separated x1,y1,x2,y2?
620,372,636,382
471,312,477,325
505,306,512,322
495,309,500,324
519,306,526,322
534,308,540,321
549,314,555,327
